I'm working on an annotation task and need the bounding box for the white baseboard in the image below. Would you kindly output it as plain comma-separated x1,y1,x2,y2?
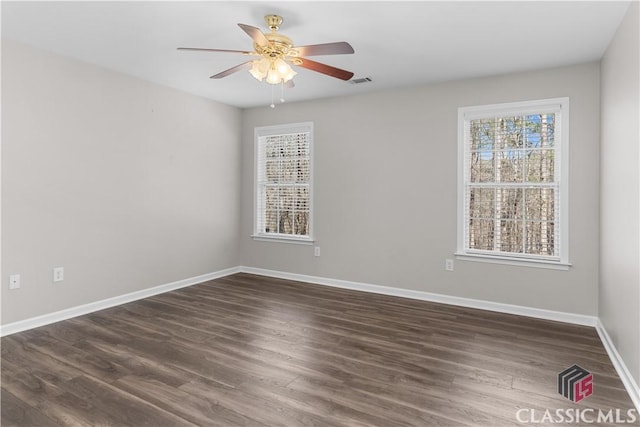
0,265,597,336
238,266,598,327
596,319,640,412
0,266,241,337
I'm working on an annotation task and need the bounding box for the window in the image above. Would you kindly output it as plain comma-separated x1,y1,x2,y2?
457,98,569,268
254,122,313,243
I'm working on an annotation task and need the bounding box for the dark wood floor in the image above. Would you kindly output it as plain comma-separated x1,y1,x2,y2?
1,273,636,426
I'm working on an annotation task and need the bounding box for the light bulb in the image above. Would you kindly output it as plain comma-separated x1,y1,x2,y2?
275,59,289,74
276,59,296,82
266,68,282,85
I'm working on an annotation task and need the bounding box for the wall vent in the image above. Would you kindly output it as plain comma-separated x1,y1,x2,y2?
350,77,373,84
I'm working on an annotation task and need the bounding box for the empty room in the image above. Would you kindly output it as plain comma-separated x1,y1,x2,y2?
1,1,639,426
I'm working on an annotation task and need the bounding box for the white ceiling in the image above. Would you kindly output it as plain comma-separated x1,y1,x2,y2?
1,1,631,108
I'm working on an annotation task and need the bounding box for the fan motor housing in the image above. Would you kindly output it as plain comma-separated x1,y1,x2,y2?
256,33,294,59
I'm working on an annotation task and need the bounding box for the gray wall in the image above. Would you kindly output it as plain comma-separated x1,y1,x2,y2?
1,40,242,324
600,2,640,383
241,62,601,316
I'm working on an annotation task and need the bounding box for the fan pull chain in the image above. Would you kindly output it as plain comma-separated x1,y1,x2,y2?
269,82,287,109
270,84,275,108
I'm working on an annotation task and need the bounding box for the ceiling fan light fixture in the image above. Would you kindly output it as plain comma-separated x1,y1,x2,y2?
249,57,295,84
253,58,296,85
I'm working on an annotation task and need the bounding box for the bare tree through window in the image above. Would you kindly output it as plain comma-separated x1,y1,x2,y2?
466,112,558,258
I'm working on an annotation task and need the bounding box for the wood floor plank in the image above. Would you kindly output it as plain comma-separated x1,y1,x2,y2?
114,374,267,427
1,273,636,426
0,388,58,427
57,375,196,426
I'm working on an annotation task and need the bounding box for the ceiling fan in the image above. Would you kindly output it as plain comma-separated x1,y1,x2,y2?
178,14,355,86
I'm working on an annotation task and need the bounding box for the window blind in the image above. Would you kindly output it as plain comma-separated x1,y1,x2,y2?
256,127,312,239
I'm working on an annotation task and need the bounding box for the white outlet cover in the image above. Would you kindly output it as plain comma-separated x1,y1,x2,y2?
445,259,454,271
9,274,21,289
53,267,64,282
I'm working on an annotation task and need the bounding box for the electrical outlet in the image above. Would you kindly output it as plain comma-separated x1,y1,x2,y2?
9,274,21,290
314,246,321,257
445,259,454,272
53,267,64,282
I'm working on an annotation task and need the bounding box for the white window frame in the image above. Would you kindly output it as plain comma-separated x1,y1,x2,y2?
253,122,314,245
456,98,570,270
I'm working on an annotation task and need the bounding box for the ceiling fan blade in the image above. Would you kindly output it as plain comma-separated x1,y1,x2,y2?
296,58,354,81
238,23,269,47
294,42,354,57
178,47,256,55
210,61,253,79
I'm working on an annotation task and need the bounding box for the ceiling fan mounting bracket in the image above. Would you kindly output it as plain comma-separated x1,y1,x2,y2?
265,14,283,32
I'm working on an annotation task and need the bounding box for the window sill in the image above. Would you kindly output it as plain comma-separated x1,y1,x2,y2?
251,235,314,245
454,252,571,270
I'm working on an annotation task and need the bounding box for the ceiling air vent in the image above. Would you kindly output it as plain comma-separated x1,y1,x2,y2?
350,77,373,84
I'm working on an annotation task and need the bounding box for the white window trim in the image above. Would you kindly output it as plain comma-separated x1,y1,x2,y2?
456,98,570,269
252,122,314,244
